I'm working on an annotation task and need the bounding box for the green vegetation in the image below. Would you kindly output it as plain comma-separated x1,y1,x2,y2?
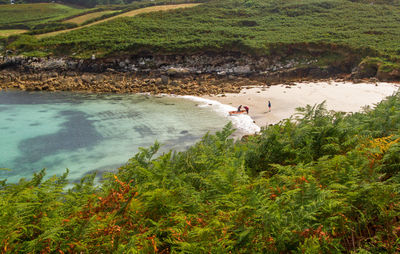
360,56,400,74
0,1,197,38
0,3,89,30
7,0,400,73
34,2,199,39
1,91,400,253
60,0,143,8
7,0,146,8
17,0,400,55
26,22,78,35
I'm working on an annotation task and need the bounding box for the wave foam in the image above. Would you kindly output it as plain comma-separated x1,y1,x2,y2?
181,95,261,134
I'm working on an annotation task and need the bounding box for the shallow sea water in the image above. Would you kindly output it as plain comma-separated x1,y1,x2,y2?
0,91,231,183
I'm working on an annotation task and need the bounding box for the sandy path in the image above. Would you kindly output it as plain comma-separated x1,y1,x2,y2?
63,10,117,25
37,3,200,38
203,81,400,128
0,29,27,37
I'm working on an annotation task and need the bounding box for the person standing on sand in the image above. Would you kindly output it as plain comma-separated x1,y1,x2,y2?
268,100,271,112
244,106,249,114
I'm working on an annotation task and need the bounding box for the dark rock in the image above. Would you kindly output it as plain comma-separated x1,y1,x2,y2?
355,61,378,78
377,69,400,81
81,75,92,83
308,67,329,78
170,81,179,87
49,72,58,78
233,65,251,74
161,75,169,85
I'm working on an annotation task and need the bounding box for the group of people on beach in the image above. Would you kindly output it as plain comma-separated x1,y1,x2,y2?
237,100,271,114
237,105,250,114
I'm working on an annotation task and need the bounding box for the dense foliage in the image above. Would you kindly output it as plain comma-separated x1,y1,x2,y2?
1,91,400,253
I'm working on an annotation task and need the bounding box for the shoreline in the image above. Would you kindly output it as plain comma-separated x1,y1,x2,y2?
202,81,400,128
180,95,261,135
2,79,400,135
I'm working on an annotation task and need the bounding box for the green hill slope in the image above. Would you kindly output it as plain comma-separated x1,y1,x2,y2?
36,3,200,38
7,0,400,77
38,0,400,56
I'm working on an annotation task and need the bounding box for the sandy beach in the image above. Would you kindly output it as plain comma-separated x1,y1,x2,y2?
203,81,400,128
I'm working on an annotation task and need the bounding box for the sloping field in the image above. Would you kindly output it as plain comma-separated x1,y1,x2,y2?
38,0,400,56
115,4,200,18
63,10,117,25
0,3,87,29
0,29,27,37
37,3,200,38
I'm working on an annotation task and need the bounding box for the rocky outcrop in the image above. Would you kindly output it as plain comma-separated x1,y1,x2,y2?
349,57,400,81
0,52,387,94
0,53,322,77
376,69,400,81
351,61,378,79
0,70,253,95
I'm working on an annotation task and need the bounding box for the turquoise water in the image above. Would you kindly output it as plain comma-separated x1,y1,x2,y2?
0,91,229,183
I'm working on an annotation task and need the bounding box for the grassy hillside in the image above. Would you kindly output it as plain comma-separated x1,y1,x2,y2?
37,3,200,38
10,0,400,56
1,92,400,253
6,0,400,77
0,3,89,29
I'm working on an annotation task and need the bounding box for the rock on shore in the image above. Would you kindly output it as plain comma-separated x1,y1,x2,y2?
0,70,250,95
0,52,395,94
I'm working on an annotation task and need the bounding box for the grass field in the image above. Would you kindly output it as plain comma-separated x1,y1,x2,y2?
0,3,89,29
37,3,200,38
30,0,400,57
63,10,117,25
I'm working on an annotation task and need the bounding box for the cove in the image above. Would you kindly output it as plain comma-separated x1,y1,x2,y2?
0,91,229,183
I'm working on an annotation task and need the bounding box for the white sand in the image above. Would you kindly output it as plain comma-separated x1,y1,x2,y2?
203,81,400,128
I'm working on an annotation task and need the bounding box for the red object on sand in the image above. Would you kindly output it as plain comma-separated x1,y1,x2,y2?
229,110,247,116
